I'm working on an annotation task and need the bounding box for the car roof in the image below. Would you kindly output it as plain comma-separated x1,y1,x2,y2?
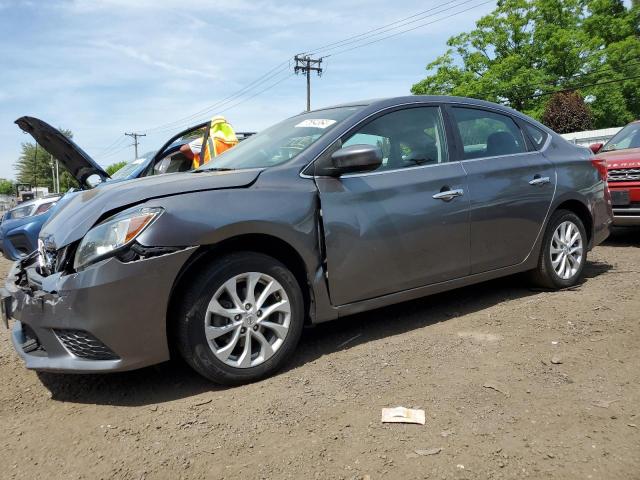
311,95,532,118
307,95,551,133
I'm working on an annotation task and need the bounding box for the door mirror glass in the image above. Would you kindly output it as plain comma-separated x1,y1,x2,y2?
328,144,383,176
589,143,604,154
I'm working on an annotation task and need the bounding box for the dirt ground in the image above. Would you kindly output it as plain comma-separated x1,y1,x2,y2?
0,229,639,480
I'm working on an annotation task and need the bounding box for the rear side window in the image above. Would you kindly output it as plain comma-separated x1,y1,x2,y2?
451,107,527,160
524,124,548,149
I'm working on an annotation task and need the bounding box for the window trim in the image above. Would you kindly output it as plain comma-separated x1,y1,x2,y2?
445,104,530,162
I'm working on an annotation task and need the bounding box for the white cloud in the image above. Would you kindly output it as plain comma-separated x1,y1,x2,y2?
95,40,220,80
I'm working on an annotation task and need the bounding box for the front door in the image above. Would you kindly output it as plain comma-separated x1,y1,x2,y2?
315,105,470,306
448,106,556,273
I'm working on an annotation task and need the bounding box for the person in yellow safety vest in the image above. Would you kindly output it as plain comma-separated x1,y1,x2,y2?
180,116,239,169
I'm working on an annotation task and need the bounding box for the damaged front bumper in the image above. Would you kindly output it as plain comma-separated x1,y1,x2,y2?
2,247,196,373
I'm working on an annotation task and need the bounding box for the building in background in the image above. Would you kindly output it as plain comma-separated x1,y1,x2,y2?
561,127,623,148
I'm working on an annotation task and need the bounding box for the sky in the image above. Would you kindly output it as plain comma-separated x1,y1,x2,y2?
0,0,496,180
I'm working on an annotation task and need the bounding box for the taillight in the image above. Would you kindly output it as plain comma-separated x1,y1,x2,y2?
591,158,607,181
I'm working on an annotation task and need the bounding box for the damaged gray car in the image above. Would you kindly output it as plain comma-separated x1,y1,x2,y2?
2,96,612,385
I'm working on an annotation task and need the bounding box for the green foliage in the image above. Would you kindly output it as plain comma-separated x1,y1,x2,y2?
411,0,640,130
14,128,79,193
106,161,128,176
0,178,15,195
542,91,594,133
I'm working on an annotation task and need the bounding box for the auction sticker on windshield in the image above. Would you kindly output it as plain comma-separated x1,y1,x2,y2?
295,119,336,129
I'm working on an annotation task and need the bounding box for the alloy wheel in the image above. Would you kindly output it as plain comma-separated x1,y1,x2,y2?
550,220,583,280
204,272,291,368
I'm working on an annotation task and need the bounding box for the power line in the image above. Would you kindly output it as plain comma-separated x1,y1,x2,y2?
141,60,292,135
137,1,492,137
102,0,493,146
305,0,481,57
321,0,495,59
218,73,296,115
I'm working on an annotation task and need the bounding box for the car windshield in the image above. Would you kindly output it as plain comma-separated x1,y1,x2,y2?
110,152,154,180
602,123,640,152
6,204,35,220
197,106,362,171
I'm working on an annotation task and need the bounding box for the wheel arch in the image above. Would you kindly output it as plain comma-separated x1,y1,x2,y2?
166,233,314,354
553,198,593,246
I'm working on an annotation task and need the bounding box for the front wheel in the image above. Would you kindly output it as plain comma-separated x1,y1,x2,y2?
530,210,587,289
175,252,304,385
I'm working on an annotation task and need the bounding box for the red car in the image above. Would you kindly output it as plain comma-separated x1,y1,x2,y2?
591,120,640,226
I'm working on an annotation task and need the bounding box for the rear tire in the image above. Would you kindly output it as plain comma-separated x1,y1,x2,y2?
174,252,304,385
530,209,587,289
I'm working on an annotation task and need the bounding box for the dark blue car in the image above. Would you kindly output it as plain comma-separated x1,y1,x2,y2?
1,117,222,261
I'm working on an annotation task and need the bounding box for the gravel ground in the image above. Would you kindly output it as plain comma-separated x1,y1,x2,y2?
0,229,639,480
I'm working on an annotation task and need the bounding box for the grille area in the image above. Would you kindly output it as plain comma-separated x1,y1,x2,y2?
54,329,119,360
608,168,640,182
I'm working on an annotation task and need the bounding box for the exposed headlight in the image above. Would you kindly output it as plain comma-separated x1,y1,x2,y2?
74,207,163,270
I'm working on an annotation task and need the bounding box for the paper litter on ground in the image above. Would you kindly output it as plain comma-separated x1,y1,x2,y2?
381,407,425,425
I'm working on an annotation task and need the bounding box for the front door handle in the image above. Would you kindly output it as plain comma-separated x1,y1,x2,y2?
529,175,550,186
432,188,464,201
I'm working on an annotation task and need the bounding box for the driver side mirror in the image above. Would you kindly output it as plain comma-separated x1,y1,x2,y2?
318,144,383,177
589,143,604,154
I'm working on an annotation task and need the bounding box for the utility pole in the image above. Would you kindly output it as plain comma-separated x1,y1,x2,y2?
50,154,56,193
124,132,146,160
33,143,38,191
294,54,323,111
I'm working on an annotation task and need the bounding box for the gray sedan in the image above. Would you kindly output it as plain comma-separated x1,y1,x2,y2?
3,96,612,385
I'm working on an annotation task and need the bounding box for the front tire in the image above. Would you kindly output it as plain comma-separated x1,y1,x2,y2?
175,252,304,385
530,210,587,289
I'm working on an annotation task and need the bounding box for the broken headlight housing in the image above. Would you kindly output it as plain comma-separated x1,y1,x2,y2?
74,207,163,270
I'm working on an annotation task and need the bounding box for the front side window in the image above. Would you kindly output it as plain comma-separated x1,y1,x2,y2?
452,107,526,160
602,123,640,152
342,106,448,172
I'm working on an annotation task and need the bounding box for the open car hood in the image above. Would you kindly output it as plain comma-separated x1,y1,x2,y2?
15,116,110,187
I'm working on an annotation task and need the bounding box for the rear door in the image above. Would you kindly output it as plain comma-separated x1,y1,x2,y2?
447,105,555,273
315,105,470,306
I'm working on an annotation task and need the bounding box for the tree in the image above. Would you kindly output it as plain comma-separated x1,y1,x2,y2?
106,161,128,176
14,129,79,193
411,0,640,129
542,91,594,133
0,179,14,196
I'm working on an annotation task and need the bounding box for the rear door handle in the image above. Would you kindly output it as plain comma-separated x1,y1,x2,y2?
432,188,464,201
529,176,550,186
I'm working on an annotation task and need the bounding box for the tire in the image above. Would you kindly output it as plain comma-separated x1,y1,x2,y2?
174,252,304,385
530,209,588,289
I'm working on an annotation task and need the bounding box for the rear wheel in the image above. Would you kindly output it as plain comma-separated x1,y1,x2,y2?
175,252,304,385
530,209,587,289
